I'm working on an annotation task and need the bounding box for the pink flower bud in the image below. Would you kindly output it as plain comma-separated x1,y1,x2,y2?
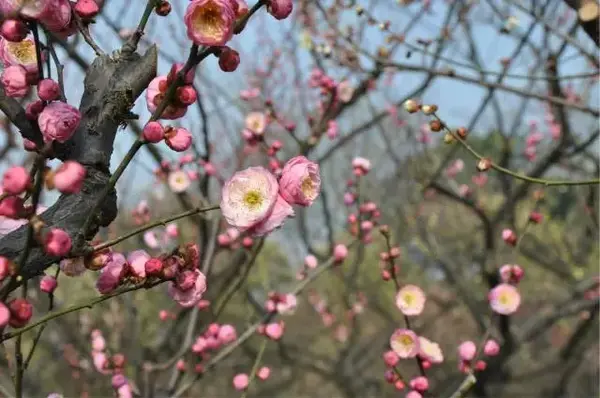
39,0,72,32
218,47,240,72
25,100,45,121
257,366,270,380
483,339,500,356
265,321,284,340
0,302,10,328
475,360,487,371
44,228,72,257
37,79,60,101
38,101,81,143
74,0,100,18
53,161,86,194
165,127,192,152
406,391,423,398
409,376,429,392
1,19,28,42
1,65,29,97
40,275,57,293
217,324,237,344
383,350,399,367
8,298,32,327
333,244,348,262
502,228,517,246
242,236,253,248
144,258,163,277
176,359,186,371
267,0,293,20
0,196,24,218
304,254,318,269
529,211,543,224
458,341,476,361
2,166,30,195
232,373,249,391
176,85,197,106
142,121,164,143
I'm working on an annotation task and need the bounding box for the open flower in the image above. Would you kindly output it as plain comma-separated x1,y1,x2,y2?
184,0,235,47
168,170,191,193
244,112,267,135
488,283,521,315
168,269,207,307
0,36,39,77
278,156,321,206
395,285,426,316
38,101,81,143
418,336,444,363
220,166,278,229
390,328,420,358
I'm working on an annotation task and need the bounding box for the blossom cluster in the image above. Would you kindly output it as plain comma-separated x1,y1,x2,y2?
220,156,321,236
89,330,133,398
89,243,207,308
0,0,99,51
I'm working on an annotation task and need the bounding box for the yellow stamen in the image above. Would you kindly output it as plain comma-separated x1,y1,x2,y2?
243,190,263,209
301,177,314,197
7,40,36,64
192,2,223,40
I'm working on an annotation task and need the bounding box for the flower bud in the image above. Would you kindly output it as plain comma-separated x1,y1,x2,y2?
145,258,163,277
477,158,492,172
404,99,420,113
40,275,58,293
218,47,240,72
74,0,100,18
1,19,29,42
142,121,164,143
176,85,197,106
165,127,192,152
155,0,171,16
2,166,30,195
37,79,60,101
43,228,72,257
8,298,33,327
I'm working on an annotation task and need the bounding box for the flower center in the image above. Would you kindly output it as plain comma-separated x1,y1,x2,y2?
301,177,314,197
192,2,223,40
7,40,36,64
243,190,263,209
400,335,413,346
499,294,510,305
403,293,414,305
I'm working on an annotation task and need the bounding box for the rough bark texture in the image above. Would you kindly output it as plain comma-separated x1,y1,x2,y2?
0,46,158,280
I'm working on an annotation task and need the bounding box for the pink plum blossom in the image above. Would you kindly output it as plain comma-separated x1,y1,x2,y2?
168,269,207,307
278,156,321,206
390,329,419,358
220,166,279,229
395,285,426,316
488,283,521,315
168,170,191,193
185,0,235,46
1,64,29,97
38,101,81,143
418,336,444,364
